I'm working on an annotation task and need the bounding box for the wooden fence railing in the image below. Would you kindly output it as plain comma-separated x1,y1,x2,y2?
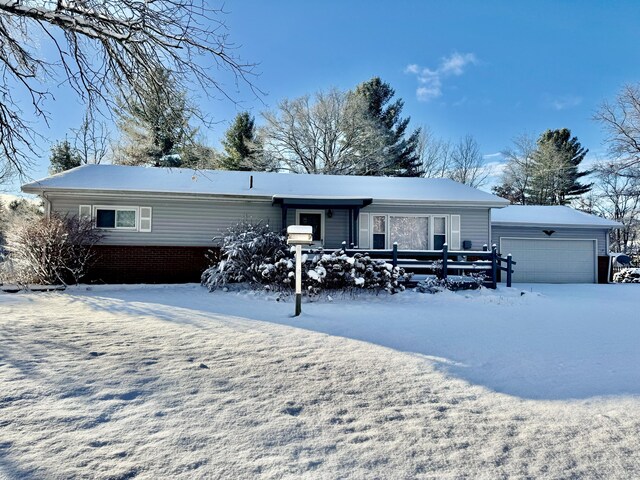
303,242,517,288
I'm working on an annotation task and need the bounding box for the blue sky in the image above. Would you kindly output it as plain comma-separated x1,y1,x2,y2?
7,0,640,193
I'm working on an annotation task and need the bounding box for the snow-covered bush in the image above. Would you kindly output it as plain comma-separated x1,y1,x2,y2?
613,268,640,283
259,248,409,296
202,222,410,295
416,274,485,294
4,213,103,285
201,221,288,291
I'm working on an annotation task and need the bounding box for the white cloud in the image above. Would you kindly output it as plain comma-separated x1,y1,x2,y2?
440,52,477,76
405,52,478,102
545,94,583,111
404,64,420,75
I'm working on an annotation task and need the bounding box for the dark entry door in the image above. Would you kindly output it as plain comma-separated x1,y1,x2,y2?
298,212,323,243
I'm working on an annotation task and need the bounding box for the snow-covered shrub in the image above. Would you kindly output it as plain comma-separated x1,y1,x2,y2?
613,268,640,283
4,213,103,285
416,274,485,294
259,248,409,296
201,221,288,291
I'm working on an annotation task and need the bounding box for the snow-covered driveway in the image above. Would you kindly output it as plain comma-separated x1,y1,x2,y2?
1,284,639,478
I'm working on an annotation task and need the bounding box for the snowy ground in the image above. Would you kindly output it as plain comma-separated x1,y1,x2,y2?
1,284,639,478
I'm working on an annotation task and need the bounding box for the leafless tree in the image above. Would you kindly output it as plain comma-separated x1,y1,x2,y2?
594,84,640,174
581,161,640,253
496,133,537,204
0,0,257,178
417,127,451,178
447,134,488,188
72,112,111,165
260,89,390,175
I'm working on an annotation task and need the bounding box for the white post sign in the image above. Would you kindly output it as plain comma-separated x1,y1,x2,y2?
286,225,313,316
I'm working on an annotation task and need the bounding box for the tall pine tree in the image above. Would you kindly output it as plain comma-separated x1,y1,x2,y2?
527,128,592,205
114,68,200,167
221,112,259,171
353,77,422,177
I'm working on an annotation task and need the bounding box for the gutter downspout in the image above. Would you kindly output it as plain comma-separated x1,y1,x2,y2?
41,191,51,219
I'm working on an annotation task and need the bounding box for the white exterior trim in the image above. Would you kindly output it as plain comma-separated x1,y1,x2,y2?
365,213,452,250
295,209,325,247
93,205,140,231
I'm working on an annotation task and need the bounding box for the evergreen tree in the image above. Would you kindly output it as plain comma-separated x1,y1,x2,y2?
527,128,592,205
353,77,422,177
49,140,82,174
221,112,260,171
114,68,200,167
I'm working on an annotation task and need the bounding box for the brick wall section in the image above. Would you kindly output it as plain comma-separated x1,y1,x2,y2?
86,246,219,284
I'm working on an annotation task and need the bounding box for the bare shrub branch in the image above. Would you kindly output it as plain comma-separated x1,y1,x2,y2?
5,213,103,285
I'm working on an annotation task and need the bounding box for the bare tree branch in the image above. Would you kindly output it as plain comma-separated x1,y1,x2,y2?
0,0,259,178
447,134,488,188
594,83,640,172
260,89,391,175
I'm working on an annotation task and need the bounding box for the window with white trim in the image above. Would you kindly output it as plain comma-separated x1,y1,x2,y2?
94,207,138,230
367,214,452,250
390,216,429,250
372,215,386,249
433,216,447,250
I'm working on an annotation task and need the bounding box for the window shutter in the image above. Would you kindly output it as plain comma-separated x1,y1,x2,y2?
450,215,461,250
358,213,370,249
139,207,152,232
79,205,92,219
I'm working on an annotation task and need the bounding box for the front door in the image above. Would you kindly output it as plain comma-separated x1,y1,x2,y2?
297,210,324,247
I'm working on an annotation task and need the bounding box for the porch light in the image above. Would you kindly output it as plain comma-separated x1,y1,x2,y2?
287,225,314,316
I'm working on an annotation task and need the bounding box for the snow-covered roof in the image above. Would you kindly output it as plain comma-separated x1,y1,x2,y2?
22,164,509,206
492,205,622,228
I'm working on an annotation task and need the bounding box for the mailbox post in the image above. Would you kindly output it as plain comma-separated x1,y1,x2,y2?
286,225,314,316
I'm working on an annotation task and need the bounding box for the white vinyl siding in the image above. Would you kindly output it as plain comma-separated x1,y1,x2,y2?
54,194,492,249
492,225,609,256
53,194,279,246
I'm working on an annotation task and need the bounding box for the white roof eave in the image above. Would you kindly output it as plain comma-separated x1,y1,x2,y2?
492,220,622,229
23,186,509,207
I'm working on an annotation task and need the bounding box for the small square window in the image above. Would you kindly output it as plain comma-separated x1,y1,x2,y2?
116,210,136,228
96,209,115,228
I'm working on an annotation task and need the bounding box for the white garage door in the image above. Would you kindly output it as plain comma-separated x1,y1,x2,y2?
500,238,597,283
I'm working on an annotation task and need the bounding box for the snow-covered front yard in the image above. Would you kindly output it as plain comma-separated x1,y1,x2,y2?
1,284,639,478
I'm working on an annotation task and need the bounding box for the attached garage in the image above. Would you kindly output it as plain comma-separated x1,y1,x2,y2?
500,238,596,283
491,206,621,284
